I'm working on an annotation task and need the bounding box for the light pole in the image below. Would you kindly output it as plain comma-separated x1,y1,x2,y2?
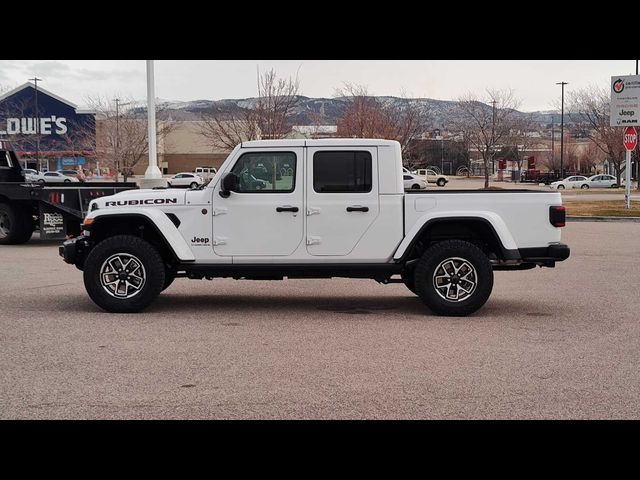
28,77,42,170
557,82,568,178
144,60,162,182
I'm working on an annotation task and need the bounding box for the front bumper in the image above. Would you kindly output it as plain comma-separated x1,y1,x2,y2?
59,235,91,269
519,243,570,267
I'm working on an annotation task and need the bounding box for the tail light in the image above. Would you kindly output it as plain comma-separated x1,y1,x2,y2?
549,205,566,227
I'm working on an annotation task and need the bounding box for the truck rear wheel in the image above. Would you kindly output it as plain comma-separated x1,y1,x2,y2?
0,202,33,245
413,240,493,316
83,235,165,313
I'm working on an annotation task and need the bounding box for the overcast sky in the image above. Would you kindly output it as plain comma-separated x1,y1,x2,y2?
0,60,635,112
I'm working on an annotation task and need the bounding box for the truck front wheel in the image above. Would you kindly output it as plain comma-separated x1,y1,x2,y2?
413,240,493,316
0,202,33,245
83,235,165,313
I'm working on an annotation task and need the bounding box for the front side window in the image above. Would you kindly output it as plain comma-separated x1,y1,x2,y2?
231,151,296,193
313,151,372,193
403,175,412,180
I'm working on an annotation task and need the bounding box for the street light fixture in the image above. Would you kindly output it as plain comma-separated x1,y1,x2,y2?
556,81,568,178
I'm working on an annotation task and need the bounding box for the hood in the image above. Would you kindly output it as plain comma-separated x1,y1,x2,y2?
90,188,187,210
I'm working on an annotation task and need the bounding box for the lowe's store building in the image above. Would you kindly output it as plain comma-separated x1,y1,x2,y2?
0,82,95,171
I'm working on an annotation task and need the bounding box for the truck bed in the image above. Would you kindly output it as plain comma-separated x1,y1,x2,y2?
404,189,563,249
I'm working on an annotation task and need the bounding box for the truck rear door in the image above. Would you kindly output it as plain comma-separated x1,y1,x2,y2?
305,147,379,256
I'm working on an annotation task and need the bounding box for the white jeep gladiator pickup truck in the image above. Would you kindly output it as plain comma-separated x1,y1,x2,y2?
60,139,570,316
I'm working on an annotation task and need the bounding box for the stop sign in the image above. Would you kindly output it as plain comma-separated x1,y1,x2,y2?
623,126,637,151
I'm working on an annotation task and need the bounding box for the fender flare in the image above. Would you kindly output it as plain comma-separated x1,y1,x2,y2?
87,208,195,261
393,212,519,261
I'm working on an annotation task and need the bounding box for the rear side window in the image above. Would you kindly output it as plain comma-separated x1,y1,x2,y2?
313,151,372,193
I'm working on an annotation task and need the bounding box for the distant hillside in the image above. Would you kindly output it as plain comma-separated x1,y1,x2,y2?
139,96,576,127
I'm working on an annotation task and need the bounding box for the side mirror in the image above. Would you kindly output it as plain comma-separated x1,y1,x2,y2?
220,172,239,198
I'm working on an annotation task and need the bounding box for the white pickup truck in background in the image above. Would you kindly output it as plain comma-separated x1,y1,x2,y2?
60,139,570,316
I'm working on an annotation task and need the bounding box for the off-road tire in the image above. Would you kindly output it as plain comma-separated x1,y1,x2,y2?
413,239,493,316
0,202,33,245
83,235,165,313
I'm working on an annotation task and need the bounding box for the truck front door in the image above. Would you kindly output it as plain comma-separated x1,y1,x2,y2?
306,147,379,256
212,148,303,256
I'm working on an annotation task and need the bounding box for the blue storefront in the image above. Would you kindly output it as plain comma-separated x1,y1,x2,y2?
0,82,95,171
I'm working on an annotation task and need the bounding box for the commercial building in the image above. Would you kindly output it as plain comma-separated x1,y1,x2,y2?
0,82,96,171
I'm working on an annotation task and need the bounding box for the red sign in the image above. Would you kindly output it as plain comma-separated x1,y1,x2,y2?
623,126,637,151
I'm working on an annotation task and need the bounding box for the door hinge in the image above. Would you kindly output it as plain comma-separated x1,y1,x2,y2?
212,236,228,246
213,207,228,216
307,207,321,216
306,236,321,245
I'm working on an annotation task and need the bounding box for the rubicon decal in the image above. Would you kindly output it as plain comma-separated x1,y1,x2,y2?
613,78,625,93
104,198,178,206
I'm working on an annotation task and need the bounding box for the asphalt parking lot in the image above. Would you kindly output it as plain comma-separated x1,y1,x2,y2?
1,221,639,419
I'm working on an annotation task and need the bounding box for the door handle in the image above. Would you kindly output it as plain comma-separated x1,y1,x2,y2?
276,206,299,212
346,206,369,212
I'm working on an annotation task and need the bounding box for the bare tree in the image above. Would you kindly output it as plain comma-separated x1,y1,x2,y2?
449,89,521,188
199,68,300,149
502,113,537,182
335,83,430,161
335,84,395,138
81,96,175,182
567,85,627,185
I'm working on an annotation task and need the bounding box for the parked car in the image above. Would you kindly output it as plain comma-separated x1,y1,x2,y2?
23,169,40,181
403,173,427,190
58,169,79,177
549,175,589,190
583,174,619,188
167,172,205,189
414,168,449,187
35,171,79,183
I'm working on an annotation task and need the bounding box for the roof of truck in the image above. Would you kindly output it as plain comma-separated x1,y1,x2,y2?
241,139,400,148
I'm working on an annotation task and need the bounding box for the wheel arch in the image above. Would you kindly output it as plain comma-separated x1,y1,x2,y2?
87,210,195,264
394,214,520,263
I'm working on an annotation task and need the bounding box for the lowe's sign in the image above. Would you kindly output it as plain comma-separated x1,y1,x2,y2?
0,116,68,135
0,82,95,152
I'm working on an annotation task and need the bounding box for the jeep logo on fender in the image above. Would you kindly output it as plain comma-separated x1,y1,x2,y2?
191,236,210,246
104,198,178,206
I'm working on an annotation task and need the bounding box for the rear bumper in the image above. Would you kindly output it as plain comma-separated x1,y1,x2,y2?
519,243,570,267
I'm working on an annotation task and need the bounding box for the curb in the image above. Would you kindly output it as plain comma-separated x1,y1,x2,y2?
567,216,640,223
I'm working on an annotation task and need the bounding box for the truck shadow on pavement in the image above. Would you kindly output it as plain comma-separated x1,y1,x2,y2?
65,292,516,319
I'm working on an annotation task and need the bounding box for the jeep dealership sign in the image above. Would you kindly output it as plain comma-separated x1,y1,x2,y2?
610,75,640,127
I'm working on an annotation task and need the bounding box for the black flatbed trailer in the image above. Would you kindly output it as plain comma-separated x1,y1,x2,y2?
1,142,137,244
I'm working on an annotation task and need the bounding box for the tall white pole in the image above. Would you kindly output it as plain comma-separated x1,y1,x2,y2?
145,60,162,179
625,150,631,209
